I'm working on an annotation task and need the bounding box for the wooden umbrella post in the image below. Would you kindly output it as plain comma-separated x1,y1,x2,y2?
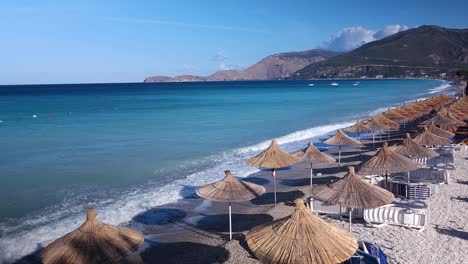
273,169,277,205
349,208,353,233
310,161,313,187
229,202,232,240
338,145,342,167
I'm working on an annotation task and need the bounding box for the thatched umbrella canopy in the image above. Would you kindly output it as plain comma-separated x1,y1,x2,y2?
365,118,392,143
246,198,358,264
296,142,337,187
246,140,300,205
414,127,452,147
382,109,406,122
428,123,455,139
358,142,424,187
323,130,361,166
424,113,461,127
41,210,144,264
197,170,266,240
392,133,439,158
392,133,439,183
312,166,394,232
374,114,400,130
344,120,372,135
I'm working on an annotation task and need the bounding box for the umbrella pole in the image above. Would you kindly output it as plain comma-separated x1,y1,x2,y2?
338,145,342,167
349,208,353,233
358,133,362,155
310,161,313,187
385,172,388,190
229,202,232,240
273,169,277,205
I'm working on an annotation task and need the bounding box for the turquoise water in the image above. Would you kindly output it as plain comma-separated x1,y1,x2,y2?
0,79,453,260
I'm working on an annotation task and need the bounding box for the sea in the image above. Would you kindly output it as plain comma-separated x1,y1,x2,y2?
0,79,455,261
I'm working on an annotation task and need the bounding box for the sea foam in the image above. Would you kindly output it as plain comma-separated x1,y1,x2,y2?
0,121,352,261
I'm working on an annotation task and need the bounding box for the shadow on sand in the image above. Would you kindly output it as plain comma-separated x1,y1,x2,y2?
140,240,230,264
435,225,468,240
192,213,273,233
242,177,270,185
451,196,468,203
250,190,304,205
280,176,339,187
132,208,187,225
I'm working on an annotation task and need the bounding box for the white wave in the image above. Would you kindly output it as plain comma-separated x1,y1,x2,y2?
0,79,452,261
0,121,353,262
428,81,452,94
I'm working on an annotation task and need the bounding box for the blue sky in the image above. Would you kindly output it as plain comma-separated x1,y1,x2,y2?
1,0,467,84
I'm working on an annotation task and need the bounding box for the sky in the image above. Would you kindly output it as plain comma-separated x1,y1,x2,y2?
1,0,467,84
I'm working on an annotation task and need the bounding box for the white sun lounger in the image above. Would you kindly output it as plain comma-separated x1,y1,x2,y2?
308,197,363,218
363,204,427,231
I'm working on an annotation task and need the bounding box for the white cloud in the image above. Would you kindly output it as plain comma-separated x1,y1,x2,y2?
319,24,409,51
218,63,244,71
374,24,409,39
213,50,228,61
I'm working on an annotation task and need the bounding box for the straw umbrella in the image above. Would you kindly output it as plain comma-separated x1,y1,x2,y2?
323,130,361,167
296,142,337,187
392,133,439,183
246,198,358,264
365,118,390,143
428,123,455,139
374,114,400,140
312,166,394,232
393,133,439,158
196,170,266,240
344,120,372,140
358,142,424,188
41,210,144,264
414,127,452,147
246,140,300,205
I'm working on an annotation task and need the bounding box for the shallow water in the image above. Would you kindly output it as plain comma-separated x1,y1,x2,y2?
0,79,453,261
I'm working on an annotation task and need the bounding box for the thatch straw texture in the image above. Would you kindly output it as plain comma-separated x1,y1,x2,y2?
358,142,424,175
365,118,391,130
392,133,439,158
424,113,461,127
344,120,372,133
296,142,336,166
414,128,452,147
428,123,455,139
374,114,399,129
312,167,394,208
246,140,300,169
196,170,266,202
323,130,361,146
246,199,358,264
41,210,144,264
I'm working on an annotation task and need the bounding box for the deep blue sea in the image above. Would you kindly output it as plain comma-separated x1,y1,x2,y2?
0,79,454,260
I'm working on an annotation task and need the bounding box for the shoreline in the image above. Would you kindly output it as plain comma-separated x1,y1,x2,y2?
3,81,462,263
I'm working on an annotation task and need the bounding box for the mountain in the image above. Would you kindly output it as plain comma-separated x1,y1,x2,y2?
292,25,468,79
144,49,340,82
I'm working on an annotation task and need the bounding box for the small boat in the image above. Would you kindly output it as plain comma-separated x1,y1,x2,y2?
352,83,359,86
308,83,314,86
330,82,339,86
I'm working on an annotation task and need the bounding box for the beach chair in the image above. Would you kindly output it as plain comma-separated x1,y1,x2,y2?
411,157,427,166
363,204,427,231
388,177,431,199
308,197,363,218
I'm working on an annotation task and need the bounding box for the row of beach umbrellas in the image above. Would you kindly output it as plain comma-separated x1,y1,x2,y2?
38,94,465,264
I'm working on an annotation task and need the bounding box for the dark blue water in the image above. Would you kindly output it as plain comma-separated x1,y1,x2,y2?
0,79,452,261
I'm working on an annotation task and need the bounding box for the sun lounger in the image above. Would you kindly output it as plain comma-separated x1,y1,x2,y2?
363,204,427,231
388,177,431,199
393,169,448,184
307,197,363,218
